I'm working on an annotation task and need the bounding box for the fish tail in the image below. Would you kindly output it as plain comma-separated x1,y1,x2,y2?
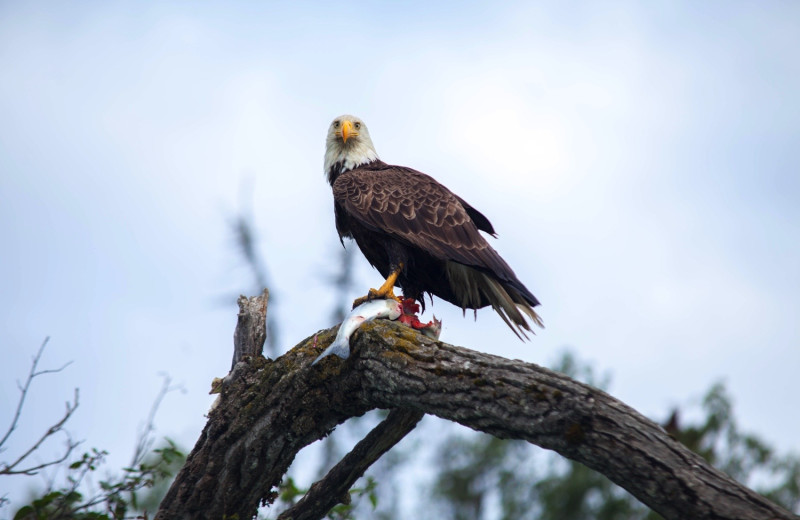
311,338,350,365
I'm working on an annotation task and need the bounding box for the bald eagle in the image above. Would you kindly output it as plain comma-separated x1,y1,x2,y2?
324,115,543,338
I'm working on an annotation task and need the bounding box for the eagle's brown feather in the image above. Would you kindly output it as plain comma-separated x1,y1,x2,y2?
335,164,497,270
332,160,542,338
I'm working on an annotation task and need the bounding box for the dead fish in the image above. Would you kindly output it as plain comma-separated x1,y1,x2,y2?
311,298,403,365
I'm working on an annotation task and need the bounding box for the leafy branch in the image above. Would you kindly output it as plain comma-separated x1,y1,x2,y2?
2,340,186,519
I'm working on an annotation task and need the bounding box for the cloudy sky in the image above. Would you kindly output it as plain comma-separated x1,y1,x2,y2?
1,0,799,511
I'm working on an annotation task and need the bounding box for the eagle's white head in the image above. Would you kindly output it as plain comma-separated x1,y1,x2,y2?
324,114,380,184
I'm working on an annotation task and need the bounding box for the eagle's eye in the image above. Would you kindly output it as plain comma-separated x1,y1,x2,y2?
333,121,340,128
354,122,361,129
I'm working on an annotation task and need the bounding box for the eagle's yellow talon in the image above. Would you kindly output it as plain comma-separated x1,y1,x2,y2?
352,265,404,308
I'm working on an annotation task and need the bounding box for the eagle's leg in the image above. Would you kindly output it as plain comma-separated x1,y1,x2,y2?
352,263,404,308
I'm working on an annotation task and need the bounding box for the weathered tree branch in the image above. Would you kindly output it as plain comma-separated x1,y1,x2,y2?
277,408,423,520
232,289,269,368
157,317,797,520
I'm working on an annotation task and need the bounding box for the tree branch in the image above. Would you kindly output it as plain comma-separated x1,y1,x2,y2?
277,408,424,520
1,337,53,449
1,389,80,476
157,319,797,520
131,374,182,468
232,289,269,368
0,338,81,477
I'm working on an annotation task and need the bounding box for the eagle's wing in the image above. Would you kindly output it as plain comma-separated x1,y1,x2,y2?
332,165,513,280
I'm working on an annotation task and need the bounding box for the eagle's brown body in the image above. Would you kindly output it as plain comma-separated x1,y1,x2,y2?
327,154,542,338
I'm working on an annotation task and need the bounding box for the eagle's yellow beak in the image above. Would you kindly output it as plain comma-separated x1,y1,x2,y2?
341,120,353,143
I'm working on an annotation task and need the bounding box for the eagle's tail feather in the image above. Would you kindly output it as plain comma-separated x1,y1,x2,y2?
447,263,543,340
483,276,544,340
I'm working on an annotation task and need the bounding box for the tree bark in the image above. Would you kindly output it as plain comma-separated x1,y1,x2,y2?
156,318,797,520
231,289,269,369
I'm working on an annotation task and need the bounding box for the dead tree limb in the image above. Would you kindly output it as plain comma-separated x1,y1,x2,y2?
277,408,423,520
157,314,797,520
232,289,269,368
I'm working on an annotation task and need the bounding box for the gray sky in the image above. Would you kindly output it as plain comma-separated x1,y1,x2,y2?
1,0,799,511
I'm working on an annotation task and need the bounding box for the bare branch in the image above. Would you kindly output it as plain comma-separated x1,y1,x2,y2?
1,338,83,478
157,319,797,520
31,360,74,378
1,388,80,476
131,374,183,469
278,408,424,520
1,337,50,449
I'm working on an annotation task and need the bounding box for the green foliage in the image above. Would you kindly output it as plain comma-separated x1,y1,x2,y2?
535,459,645,520
12,440,185,520
432,435,535,520
266,475,379,520
277,476,304,505
328,477,379,520
670,382,800,513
